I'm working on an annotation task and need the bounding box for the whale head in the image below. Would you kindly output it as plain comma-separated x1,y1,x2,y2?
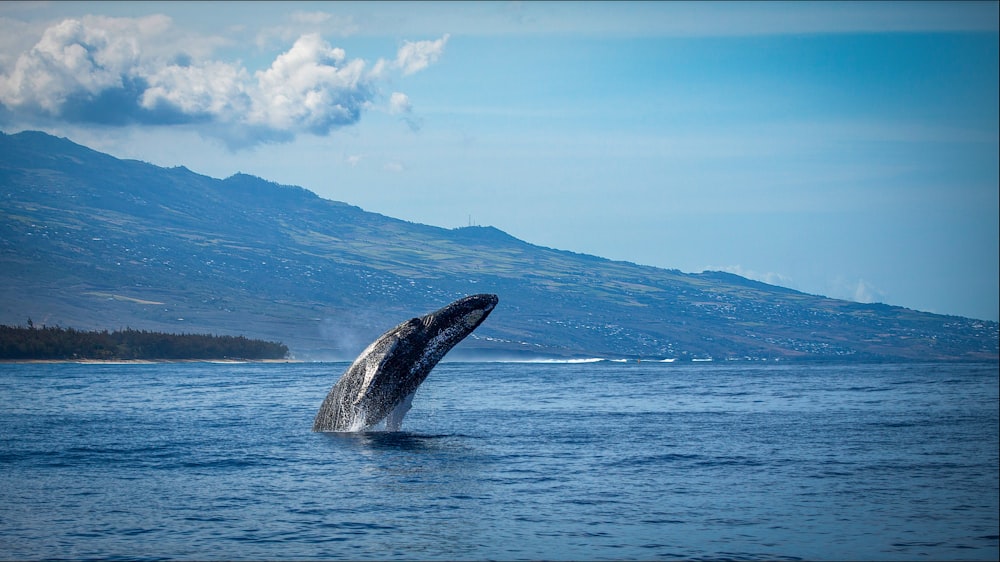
419,293,498,351
382,293,499,404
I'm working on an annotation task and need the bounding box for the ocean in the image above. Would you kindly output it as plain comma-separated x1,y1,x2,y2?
1,360,997,560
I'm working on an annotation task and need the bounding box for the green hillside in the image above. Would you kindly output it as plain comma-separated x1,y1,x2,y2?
1,131,996,361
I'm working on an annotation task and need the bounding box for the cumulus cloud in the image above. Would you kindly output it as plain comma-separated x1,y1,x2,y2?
249,33,371,134
0,17,152,114
0,15,449,146
141,60,251,119
395,34,449,75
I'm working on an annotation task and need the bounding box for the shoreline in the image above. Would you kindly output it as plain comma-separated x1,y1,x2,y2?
0,358,301,364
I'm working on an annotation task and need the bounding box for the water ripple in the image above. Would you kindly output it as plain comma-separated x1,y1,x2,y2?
0,361,996,560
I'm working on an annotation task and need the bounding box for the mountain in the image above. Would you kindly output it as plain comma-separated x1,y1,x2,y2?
1,130,997,361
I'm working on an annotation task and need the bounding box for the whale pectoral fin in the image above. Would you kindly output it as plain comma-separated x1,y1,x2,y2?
364,319,424,391
355,329,409,402
384,389,416,431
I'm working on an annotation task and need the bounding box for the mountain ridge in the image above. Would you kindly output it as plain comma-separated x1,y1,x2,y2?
1,130,996,361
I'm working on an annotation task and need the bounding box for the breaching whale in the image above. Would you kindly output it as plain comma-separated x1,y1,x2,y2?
312,294,498,432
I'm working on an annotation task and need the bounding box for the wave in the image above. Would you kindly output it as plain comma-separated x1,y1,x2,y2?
491,357,681,364
505,357,607,364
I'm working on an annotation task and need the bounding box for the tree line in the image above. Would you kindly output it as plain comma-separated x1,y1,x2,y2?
0,322,288,360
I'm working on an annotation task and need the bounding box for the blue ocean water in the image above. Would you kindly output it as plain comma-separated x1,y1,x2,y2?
0,361,997,561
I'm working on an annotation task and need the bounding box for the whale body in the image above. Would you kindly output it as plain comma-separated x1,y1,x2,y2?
312,294,498,432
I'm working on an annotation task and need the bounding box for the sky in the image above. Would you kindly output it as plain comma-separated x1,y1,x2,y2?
1,1,998,322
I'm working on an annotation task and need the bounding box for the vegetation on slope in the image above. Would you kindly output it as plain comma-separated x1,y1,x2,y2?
1,130,997,361
0,323,289,361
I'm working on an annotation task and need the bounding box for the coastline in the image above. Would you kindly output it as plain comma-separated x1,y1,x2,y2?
0,358,301,365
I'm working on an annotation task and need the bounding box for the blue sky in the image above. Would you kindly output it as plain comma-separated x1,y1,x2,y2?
1,1,997,321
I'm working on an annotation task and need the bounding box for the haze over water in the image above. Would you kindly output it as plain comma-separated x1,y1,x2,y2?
1,361,997,560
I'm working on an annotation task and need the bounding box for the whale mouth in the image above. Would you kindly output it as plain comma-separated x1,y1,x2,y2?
460,294,497,328
468,293,498,314
462,309,486,327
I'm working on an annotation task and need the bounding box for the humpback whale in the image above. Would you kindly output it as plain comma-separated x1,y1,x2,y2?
313,294,498,432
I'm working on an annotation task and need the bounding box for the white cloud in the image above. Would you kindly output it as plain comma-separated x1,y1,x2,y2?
141,60,250,118
0,16,156,113
0,16,450,146
388,91,411,114
715,266,890,305
849,278,883,304
255,10,359,49
249,33,370,134
388,91,422,132
289,11,336,26
395,33,449,75
713,265,793,288
827,276,888,305
367,57,388,80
